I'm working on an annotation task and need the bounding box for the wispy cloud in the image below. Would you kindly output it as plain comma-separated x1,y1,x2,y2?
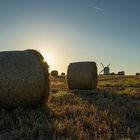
93,6,103,11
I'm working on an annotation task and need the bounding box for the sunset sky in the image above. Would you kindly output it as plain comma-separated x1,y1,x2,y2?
0,0,140,74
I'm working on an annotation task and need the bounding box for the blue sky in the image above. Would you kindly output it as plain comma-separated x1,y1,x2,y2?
0,0,140,74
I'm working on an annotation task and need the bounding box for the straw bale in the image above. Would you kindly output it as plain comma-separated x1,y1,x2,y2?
51,70,58,77
0,49,50,109
61,73,65,76
67,61,98,90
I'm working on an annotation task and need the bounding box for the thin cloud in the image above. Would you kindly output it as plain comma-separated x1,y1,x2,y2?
93,6,103,11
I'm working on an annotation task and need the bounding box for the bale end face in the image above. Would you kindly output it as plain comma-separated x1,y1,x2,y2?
67,61,98,90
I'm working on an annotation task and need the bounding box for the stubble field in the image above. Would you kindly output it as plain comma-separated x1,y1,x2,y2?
0,75,140,140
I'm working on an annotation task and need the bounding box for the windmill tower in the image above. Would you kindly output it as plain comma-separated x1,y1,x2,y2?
100,63,110,75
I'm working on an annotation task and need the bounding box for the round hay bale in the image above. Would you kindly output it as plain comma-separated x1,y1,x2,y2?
67,61,98,90
0,49,50,109
51,70,58,77
61,72,65,76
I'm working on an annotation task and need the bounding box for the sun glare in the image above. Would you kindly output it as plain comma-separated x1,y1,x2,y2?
41,52,53,66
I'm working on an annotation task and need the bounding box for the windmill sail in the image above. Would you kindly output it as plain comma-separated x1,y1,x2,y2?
100,63,111,75
101,62,104,68
99,69,104,74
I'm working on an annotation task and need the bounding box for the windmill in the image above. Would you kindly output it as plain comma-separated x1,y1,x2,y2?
99,63,110,75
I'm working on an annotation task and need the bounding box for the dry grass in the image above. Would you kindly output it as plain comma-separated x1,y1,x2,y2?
0,75,140,140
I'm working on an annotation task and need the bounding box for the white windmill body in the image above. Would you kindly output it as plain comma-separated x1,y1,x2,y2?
104,67,110,75
100,63,110,75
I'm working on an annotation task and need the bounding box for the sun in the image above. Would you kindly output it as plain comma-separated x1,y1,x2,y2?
41,52,53,66
38,48,55,70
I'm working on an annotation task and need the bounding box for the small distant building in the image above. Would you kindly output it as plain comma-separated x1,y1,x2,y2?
118,71,125,75
110,72,116,75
